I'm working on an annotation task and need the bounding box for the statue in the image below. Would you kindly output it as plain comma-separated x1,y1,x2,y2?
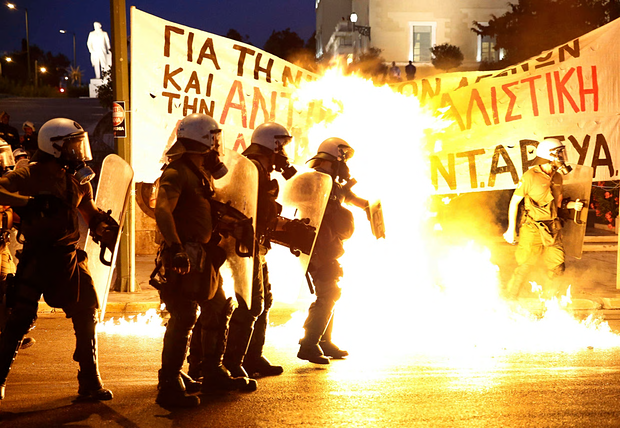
87,22,111,79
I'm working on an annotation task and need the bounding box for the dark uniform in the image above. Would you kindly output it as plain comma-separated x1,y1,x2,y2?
224,156,281,377
155,154,254,407
0,112,20,151
0,162,108,399
303,175,354,354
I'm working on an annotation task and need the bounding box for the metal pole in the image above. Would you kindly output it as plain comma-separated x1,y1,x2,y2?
110,0,135,293
25,8,30,84
34,58,37,87
72,32,76,68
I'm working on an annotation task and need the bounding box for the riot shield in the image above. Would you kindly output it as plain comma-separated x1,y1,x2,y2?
279,169,332,273
369,200,386,239
84,154,134,321
213,148,258,309
561,164,593,259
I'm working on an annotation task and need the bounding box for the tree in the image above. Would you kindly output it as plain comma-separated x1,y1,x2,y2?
429,43,464,71
225,29,251,44
2,40,70,87
96,68,114,110
472,0,620,67
263,28,305,61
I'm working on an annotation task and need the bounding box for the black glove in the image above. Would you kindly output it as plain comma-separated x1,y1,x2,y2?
170,243,190,274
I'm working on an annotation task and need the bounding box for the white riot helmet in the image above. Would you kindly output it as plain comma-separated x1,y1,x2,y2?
534,138,572,175
250,122,292,154
175,113,222,153
310,137,355,163
167,113,227,179
246,122,296,179
22,121,35,132
308,137,355,182
38,118,95,184
0,139,15,173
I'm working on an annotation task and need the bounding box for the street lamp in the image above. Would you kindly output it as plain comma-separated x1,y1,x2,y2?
59,29,76,68
349,12,371,41
6,2,30,84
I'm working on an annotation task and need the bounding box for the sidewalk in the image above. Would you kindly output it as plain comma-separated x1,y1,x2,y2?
34,242,620,316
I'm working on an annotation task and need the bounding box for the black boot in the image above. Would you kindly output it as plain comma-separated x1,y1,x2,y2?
179,371,202,394
157,304,199,406
243,310,283,377
73,314,112,401
298,300,332,365
0,332,24,400
222,313,254,379
156,373,200,408
319,314,348,359
187,317,203,380
201,298,257,393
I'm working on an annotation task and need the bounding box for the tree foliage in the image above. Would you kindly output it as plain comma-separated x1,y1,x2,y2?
2,40,70,88
263,28,306,61
430,43,464,71
225,29,251,44
473,0,620,67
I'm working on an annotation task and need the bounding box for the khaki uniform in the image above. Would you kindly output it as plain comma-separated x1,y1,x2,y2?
508,166,565,297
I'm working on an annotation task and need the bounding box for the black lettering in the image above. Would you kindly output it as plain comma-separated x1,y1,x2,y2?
559,39,580,62
591,133,614,177
254,53,274,82
430,154,456,191
164,26,184,57
520,139,538,173
162,91,181,114
233,45,255,77
196,38,220,69
163,64,183,91
456,149,485,188
567,135,590,165
488,145,519,187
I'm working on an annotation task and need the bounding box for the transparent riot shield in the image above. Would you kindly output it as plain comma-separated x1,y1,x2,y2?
369,200,386,239
279,169,333,273
561,164,593,259
84,154,134,321
213,148,258,309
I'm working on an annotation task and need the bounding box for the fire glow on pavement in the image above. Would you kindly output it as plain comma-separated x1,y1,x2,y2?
101,68,620,361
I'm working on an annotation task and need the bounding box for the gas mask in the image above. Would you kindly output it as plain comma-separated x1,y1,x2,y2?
551,149,572,175
68,161,96,184
274,152,297,180
203,150,228,179
335,161,351,184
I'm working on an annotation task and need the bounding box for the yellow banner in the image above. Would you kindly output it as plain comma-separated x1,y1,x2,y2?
393,19,620,193
130,8,318,182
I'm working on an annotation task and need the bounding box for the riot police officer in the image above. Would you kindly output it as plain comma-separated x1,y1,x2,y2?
154,113,255,408
0,118,116,401
223,121,297,379
298,137,368,364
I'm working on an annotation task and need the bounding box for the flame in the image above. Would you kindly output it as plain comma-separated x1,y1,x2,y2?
100,307,166,337
104,68,620,359
267,67,620,357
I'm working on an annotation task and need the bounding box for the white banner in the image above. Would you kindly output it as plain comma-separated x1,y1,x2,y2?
394,19,620,194
130,8,318,182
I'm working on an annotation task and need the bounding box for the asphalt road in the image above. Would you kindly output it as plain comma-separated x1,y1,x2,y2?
1,313,620,427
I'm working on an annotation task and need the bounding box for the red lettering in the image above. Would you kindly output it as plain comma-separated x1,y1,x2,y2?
502,81,521,122
520,75,542,117
554,68,579,113
577,65,598,112
220,80,247,127
466,89,492,129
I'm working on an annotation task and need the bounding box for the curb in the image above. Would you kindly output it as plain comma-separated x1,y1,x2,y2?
37,301,161,315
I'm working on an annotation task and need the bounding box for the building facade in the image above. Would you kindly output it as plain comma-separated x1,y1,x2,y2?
316,0,511,74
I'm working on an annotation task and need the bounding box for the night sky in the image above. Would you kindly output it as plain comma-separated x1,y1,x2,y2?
0,0,315,81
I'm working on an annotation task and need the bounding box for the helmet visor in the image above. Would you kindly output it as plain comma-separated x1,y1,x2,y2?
274,134,292,157
52,131,93,162
211,129,223,155
552,146,568,164
338,145,355,161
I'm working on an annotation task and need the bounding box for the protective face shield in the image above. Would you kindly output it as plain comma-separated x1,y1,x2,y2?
22,121,35,134
251,122,296,179
308,137,355,182
38,118,95,184
535,138,572,175
0,140,15,173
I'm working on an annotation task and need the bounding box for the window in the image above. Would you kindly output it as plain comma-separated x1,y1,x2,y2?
411,24,434,63
479,35,499,62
